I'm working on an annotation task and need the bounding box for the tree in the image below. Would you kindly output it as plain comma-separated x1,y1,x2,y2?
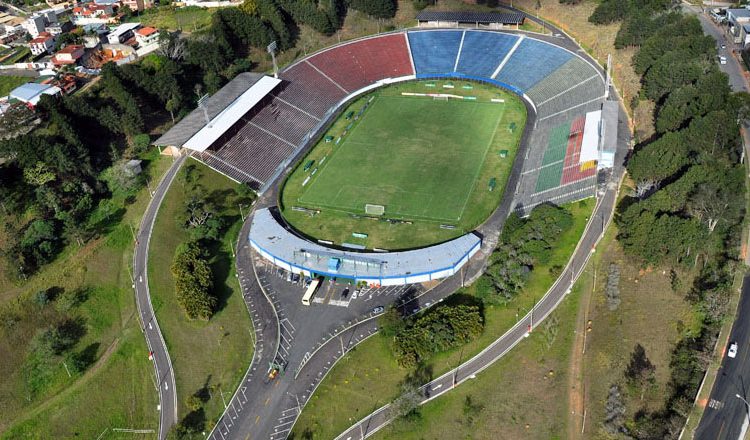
388,379,422,420
54,31,83,51
349,0,396,18
20,219,60,269
392,304,484,367
603,384,626,434
171,241,216,320
625,343,656,400
378,305,405,339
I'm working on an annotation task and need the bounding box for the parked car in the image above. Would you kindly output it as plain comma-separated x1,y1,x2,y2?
372,306,384,314
728,342,738,358
719,55,728,65
268,367,280,380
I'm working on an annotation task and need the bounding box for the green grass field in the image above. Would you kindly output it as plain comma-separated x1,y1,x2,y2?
281,80,526,250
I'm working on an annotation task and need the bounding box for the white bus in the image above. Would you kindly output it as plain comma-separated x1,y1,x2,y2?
302,278,321,306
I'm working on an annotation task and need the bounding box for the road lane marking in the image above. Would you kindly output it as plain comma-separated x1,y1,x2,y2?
255,415,260,425
265,397,270,406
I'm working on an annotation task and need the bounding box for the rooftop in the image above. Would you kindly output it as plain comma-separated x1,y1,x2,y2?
249,208,481,282
57,44,83,54
136,26,157,36
415,11,525,25
9,82,61,105
109,22,141,37
154,72,268,149
728,8,750,18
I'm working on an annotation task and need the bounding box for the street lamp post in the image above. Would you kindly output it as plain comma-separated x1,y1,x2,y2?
736,393,750,412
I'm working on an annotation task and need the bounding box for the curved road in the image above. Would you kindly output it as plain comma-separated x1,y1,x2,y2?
132,154,185,439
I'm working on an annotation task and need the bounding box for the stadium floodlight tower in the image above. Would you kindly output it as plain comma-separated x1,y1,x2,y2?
267,40,279,78
197,93,211,127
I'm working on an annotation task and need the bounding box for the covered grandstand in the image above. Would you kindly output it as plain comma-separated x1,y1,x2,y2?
416,11,525,28
249,209,481,286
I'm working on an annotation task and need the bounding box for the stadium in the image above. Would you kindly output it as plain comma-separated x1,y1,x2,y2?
155,27,618,286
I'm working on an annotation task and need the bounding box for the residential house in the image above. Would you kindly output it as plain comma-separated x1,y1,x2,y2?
52,44,84,65
135,26,158,47
122,0,153,11
0,12,25,35
44,20,75,36
72,3,115,25
727,8,750,45
81,23,109,48
29,31,56,56
22,9,59,38
106,22,140,44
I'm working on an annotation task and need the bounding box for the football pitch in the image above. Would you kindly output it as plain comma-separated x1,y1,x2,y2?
299,96,504,221
281,80,526,249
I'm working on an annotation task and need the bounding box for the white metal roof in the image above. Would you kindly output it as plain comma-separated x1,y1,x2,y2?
183,75,281,152
109,22,140,38
249,208,481,281
580,110,601,163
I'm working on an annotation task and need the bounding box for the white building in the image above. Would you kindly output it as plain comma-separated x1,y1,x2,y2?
29,32,56,56
107,22,141,45
134,26,158,47
22,10,59,38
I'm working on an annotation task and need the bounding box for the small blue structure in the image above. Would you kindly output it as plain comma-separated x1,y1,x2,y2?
328,257,342,272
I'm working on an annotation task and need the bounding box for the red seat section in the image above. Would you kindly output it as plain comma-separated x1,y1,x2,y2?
307,33,414,92
276,61,348,119
561,116,596,185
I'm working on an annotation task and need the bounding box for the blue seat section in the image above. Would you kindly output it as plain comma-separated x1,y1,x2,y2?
495,38,573,91
408,30,464,75
456,31,518,78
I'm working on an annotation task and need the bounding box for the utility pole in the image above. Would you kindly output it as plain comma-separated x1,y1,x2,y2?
239,203,245,221
129,223,137,243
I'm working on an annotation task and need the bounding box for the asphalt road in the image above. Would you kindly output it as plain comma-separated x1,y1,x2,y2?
132,154,185,439
695,275,750,440
204,204,283,440
682,3,749,93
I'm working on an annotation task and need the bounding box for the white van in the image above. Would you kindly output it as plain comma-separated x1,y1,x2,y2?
719,55,728,65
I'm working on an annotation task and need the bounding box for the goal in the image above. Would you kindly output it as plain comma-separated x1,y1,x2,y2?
365,204,385,216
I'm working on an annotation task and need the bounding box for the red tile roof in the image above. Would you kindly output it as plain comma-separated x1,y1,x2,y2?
136,26,157,36
57,44,84,54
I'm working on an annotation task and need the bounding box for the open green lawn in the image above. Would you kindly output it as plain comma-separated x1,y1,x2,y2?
291,198,594,439
128,6,215,32
1,150,168,438
281,80,526,250
0,76,29,97
148,159,253,428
